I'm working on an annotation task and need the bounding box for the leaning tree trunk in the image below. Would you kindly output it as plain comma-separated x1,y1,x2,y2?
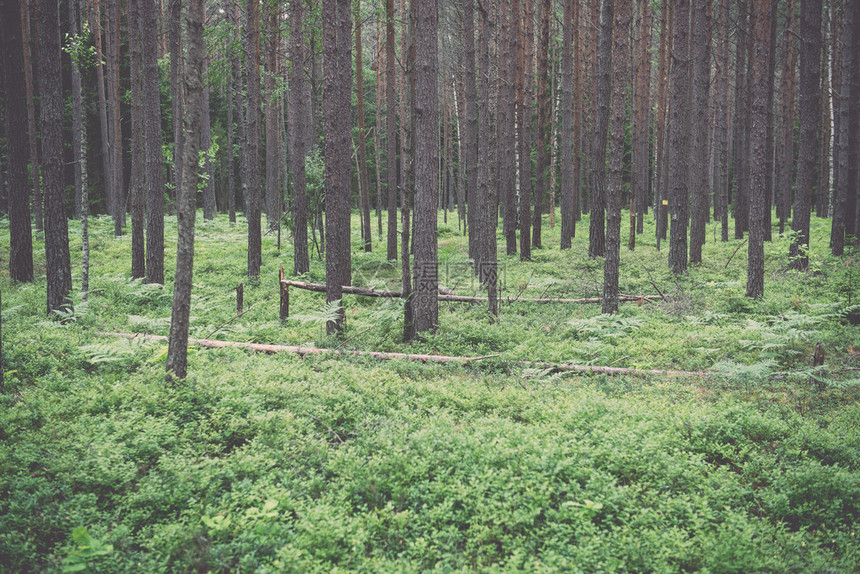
790,0,822,271
166,0,204,381
38,0,72,314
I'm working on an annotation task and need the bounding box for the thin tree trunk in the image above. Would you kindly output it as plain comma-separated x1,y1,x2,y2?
532,0,550,249
385,0,398,260
130,0,145,279
21,0,43,232
633,0,652,237
245,0,262,278
747,0,775,298
412,0,439,332
500,0,517,257
831,0,857,254
166,0,204,380
38,0,72,314
144,0,165,284
589,0,614,259
202,51,217,220
107,0,124,235
668,0,691,274
790,0,822,270
560,0,574,249
654,0,670,246
572,0,582,231
170,0,184,208
288,0,310,274
400,0,414,341
375,16,384,239
689,0,711,264
605,0,631,314
463,0,479,263
264,0,280,229
3,0,34,282
355,0,372,252
715,0,731,242
517,0,533,260
227,36,236,224
69,0,89,297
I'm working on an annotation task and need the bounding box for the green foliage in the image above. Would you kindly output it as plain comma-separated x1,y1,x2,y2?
0,213,858,572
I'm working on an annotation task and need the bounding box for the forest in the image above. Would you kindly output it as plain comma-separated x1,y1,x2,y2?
1,0,860,570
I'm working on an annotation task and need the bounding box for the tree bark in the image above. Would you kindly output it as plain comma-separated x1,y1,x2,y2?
246,0,262,278
107,0,124,235
604,0,631,314
532,0,551,249
668,0,691,274
463,0,480,263
144,0,165,284
323,0,352,334
747,0,775,298
632,0,652,237
4,0,34,282
517,0,534,260
170,0,184,208
355,0,373,252
21,0,43,233
38,0,72,314
202,51,217,220
264,0,280,229
130,0,146,279
654,0,670,247
560,0,575,249
500,0,518,256
288,0,310,274
689,0,711,264
412,0,439,333
385,0,398,261
69,0,89,296
789,0,822,270
589,0,614,259
166,0,204,381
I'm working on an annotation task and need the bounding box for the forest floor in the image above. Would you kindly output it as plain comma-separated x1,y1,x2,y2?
1,209,859,572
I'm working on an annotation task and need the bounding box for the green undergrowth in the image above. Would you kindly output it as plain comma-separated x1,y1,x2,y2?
1,210,859,571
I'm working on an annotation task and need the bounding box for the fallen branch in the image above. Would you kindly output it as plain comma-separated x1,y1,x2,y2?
102,332,707,378
280,279,661,305
724,239,748,269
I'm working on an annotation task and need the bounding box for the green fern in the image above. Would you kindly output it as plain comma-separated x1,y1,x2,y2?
290,299,343,326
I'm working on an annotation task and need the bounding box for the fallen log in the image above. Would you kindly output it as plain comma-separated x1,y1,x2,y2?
280,279,662,305
103,332,707,378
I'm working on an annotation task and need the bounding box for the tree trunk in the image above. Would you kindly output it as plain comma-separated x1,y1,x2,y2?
790,0,822,270
166,0,204,381
747,0,775,298
170,0,184,208
668,0,691,274
400,0,414,341
412,0,439,333
288,0,310,274
573,0,582,231
632,0,652,237
500,0,518,256
323,0,352,334
107,0,124,235
689,0,711,264
517,0,534,260
654,0,670,247
130,0,146,279
38,0,73,314
532,0,551,249
463,0,479,263
202,52,216,220
21,0,43,232
246,0,262,278
560,0,574,249
69,0,89,296
831,0,857,254
144,0,165,284
227,39,237,224
589,0,614,259
3,0,34,282
264,0,280,229
604,0,631,314
385,0,398,261
716,0,731,242
355,0,372,252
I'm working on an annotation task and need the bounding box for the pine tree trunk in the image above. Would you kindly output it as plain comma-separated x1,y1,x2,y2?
3,0,34,282
38,0,72,314
500,0,518,256
689,0,711,264
572,0,582,230
69,0,89,296
170,0,184,208
604,0,631,314
654,0,670,247
560,0,574,249
107,0,124,235
385,0,398,261
747,0,775,298
166,0,204,381
264,0,280,229
245,0,262,278
355,1,372,252
831,0,857,254
632,0,652,237
412,0,439,333
323,0,352,334
202,52,217,220
668,0,691,274
227,43,237,224
790,0,822,270
532,0,551,249
21,0,43,232
400,0,414,341
517,0,534,260
130,0,146,279
589,0,614,259
715,0,731,242
463,0,479,264
144,0,165,284
288,0,310,274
